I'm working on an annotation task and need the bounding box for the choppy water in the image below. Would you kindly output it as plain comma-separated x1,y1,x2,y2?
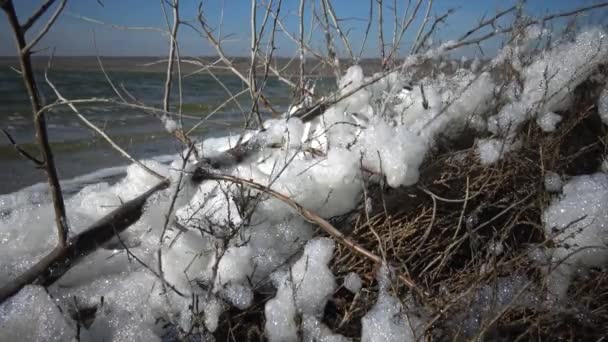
0,68,308,193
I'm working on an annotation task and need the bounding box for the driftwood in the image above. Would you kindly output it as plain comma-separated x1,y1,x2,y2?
0,180,169,303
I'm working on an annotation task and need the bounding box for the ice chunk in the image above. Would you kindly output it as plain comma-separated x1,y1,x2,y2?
358,119,428,187
0,285,76,342
361,265,422,342
265,238,337,340
536,112,562,132
338,65,372,114
361,292,420,342
221,283,254,309
215,245,254,288
291,238,337,316
203,296,224,332
542,173,608,297
265,273,298,342
476,138,510,165
302,315,351,342
343,272,362,293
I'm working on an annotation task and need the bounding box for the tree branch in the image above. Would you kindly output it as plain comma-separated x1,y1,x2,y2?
2,0,69,249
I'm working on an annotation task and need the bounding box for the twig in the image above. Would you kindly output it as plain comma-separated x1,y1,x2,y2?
44,72,166,181
192,170,429,298
23,0,67,53
1,128,44,166
21,0,57,32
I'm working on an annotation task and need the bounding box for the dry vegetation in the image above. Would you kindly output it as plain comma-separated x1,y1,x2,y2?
1,0,608,341
210,66,608,341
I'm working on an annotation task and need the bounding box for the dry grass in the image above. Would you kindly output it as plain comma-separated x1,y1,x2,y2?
209,75,608,341
170,62,608,342
324,77,608,340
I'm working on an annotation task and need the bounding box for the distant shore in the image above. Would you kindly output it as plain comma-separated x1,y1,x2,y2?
0,56,382,76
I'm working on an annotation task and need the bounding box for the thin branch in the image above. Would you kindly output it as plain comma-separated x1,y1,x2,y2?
1,0,69,248
358,0,374,59
385,0,424,64
377,0,385,65
323,0,354,60
319,0,341,81
21,0,57,32
409,0,432,55
194,7,280,116
298,0,305,97
1,128,44,166
161,0,179,114
67,12,167,32
23,0,67,53
44,72,167,181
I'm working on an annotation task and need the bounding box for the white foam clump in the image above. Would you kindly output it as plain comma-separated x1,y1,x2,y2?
476,138,512,164
536,112,562,132
162,115,179,133
544,171,563,193
343,272,362,293
264,274,298,341
599,85,608,125
264,238,339,341
302,316,351,342
542,173,608,298
0,285,76,341
361,265,422,342
479,28,608,163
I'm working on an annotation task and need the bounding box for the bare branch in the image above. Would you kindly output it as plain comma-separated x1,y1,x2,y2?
44,72,167,181
358,0,374,59
323,0,354,60
67,12,167,32
21,0,57,32
23,0,67,53
1,0,69,248
298,0,305,97
161,0,179,114
1,128,44,166
377,0,385,65
319,0,341,81
409,0,432,55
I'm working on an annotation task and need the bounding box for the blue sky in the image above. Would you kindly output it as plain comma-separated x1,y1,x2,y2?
1,0,606,57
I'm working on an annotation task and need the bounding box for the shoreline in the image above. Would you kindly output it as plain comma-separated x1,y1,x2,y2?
0,56,379,75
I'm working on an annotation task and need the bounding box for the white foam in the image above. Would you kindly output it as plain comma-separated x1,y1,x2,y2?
343,272,362,293
542,173,608,298
0,285,76,342
536,112,562,132
361,266,422,342
544,172,563,193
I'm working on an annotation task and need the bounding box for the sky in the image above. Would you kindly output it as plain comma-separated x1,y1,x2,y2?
1,0,607,58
